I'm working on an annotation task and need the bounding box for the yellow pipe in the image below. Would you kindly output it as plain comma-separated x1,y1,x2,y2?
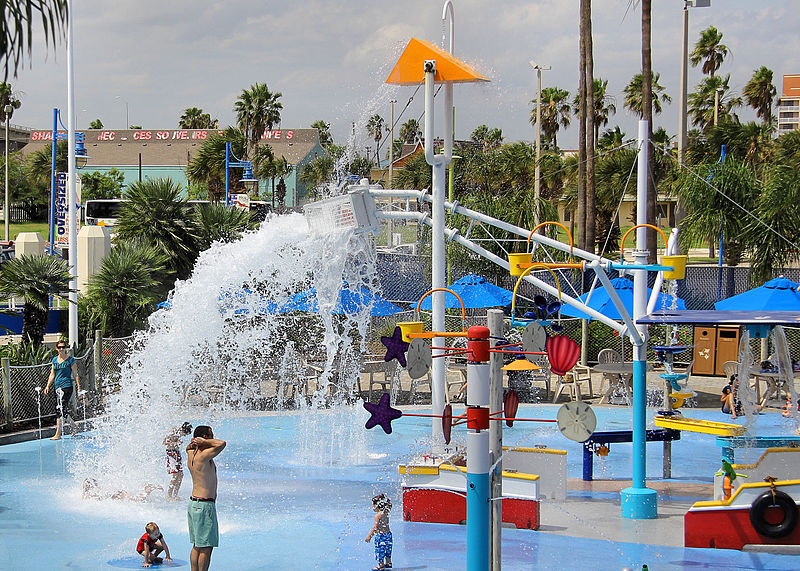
619,223,668,259
511,263,562,321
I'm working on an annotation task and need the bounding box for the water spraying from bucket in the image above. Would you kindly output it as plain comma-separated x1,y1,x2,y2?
70,212,381,493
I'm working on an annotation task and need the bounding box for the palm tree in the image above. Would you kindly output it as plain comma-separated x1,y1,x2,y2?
690,25,728,78
299,155,335,200
25,139,68,183
179,107,217,129
0,82,20,121
88,119,103,129
115,178,200,280
598,126,628,151
187,128,247,202
399,119,421,144
84,239,168,337
623,72,671,116
470,124,503,151
1,1,68,78
573,78,616,147
366,114,385,165
0,254,70,347
743,66,777,127
311,120,333,149
194,203,257,250
234,83,282,150
676,158,759,266
688,75,742,132
529,87,571,150
745,164,800,284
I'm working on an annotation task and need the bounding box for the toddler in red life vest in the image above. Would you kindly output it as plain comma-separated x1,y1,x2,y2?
136,522,171,567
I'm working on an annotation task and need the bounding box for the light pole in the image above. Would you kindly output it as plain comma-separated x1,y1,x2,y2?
713,86,723,126
224,142,257,206
677,0,711,224
4,104,11,242
530,60,551,228
115,95,129,129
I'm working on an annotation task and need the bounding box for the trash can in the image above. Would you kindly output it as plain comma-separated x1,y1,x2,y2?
692,326,741,376
693,326,717,375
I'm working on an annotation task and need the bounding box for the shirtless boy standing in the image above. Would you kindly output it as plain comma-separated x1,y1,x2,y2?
186,425,226,571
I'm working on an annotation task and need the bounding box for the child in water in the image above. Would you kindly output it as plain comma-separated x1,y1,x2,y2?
136,521,171,567
365,494,393,570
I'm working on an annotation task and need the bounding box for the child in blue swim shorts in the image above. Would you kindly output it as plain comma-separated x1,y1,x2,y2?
365,493,393,570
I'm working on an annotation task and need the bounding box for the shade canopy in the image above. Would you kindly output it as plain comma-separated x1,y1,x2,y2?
385,38,489,85
413,274,513,309
501,357,541,371
560,277,686,321
714,276,800,312
283,284,403,317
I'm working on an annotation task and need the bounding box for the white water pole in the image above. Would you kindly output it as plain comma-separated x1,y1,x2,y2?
530,61,550,228
677,2,689,167
67,0,79,348
621,120,657,519
488,309,504,569
424,61,448,445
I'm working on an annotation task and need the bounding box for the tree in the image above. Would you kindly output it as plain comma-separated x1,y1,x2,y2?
690,25,728,78
115,178,199,280
0,254,70,347
25,139,67,183
187,128,247,202
366,114,385,165
88,119,103,129
299,155,335,200
399,119,421,144
80,168,125,200
623,72,671,116
688,74,741,132
234,83,282,151
743,66,777,127
194,203,257,250
598,126,628,151
470,124,503,151
179,107,217,129
529,87,571,150
0,82,21,121
311,120,333,149
573,78,616,146
745,164,800,284
676,158,759,266
84,239,168,337
1,1,68,78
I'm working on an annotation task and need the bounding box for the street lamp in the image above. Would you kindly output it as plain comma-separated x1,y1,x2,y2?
49,108,89,250
4,104,11,242
678,0,712,165
224,142,257,206
530,60,551,228
115,95,129,129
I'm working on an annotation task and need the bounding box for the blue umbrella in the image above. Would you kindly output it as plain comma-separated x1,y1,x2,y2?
157,289,283,315
283,284,404,316
414,274,513,309
560,277,686,321
714,276,800,311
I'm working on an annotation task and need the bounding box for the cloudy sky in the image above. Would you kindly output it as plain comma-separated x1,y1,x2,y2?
8,0,799,155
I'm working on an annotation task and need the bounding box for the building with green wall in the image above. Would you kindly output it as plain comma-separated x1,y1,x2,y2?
22,127,326,207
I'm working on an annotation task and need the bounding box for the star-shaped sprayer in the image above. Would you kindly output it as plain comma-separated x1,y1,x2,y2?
364,393,403,434
381,326,410,367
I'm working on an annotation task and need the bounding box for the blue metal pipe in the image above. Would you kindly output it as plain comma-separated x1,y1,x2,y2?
466,471,489,571
225,142,230,207
49,109,58,249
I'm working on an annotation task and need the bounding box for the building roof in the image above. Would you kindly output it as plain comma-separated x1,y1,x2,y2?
19,128,323,167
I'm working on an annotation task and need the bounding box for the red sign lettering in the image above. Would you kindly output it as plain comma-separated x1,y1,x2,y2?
172,131,188,140
156,131,169,140
98,131,115,141
133,131,152,140
191,131,207,140
286,130,293,139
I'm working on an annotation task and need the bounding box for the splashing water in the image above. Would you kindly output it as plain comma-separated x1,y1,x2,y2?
70,213,380,493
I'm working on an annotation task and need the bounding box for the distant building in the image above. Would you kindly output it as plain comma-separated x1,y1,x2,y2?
777,75,800,135
19,128,327,207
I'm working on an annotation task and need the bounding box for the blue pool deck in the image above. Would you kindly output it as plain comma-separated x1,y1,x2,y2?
1,405,799,570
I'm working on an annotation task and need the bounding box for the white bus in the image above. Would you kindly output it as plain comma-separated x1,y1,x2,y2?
84,198,126,230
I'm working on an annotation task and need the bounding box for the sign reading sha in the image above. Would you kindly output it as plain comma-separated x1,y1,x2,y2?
31,129,295,142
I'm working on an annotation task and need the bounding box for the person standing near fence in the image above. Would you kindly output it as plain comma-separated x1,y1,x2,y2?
43,342,82,440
